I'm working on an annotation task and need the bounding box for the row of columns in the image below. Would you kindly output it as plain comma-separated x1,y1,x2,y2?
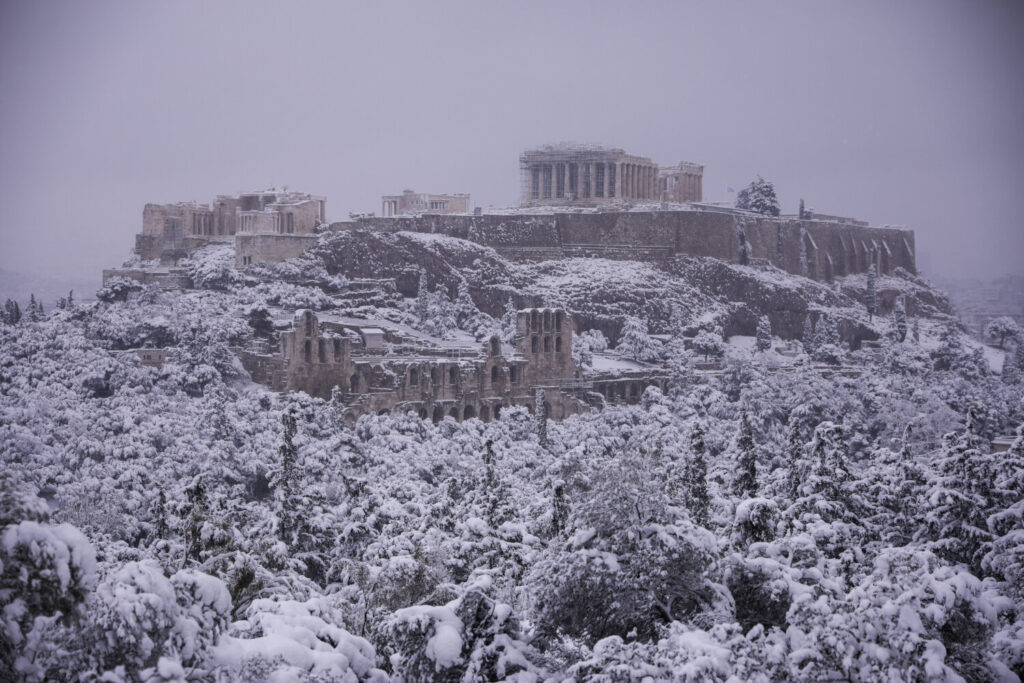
382,199,399,216
529,161,657,202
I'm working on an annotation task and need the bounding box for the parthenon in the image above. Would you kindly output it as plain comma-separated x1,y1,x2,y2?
519,144,702,207
519,144,663,207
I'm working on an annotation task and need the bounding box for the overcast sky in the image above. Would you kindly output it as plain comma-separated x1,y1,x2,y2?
1,0,1022,286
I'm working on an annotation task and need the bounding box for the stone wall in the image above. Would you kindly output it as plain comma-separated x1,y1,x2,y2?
102,268,192,289
235,234,319,268
334,209,915,280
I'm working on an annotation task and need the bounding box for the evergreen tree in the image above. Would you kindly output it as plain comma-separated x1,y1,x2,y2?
184,476,208,564
665,336,691,399
247,305,275,339
27,293,40,322
453,279,478,329
933,319,966,371
755,315,772,352
784,417,806,499
551,481,568,537
891,296,908,342
500,297,517,344
1,299,20,325
733,411,758,498
535,389,548,448
735,176,780,216
278,407,298,547
618,316,661,362
802,315,816,355
1002,343,1021,385
684,423,710,526
865,264,878,321
984,316,1021,349
414,269,430,322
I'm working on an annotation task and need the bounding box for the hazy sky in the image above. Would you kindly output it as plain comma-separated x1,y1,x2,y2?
1,0,1022,285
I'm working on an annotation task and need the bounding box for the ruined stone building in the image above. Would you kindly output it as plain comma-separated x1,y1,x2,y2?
241,307,665,424
381,190,470,216
519,144,666,207
659,162,704,203
135,188,326,263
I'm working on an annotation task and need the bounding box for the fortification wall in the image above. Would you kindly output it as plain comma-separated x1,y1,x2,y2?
333,210,914,279
235,234,318,268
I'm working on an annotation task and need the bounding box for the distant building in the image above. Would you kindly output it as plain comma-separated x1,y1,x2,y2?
658,161,704,203
136,188,325,263
519,144,703,207
381,190,470,216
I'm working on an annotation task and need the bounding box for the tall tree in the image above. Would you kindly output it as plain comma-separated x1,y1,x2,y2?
755,316,772,352
733,411,758,498
684,423,710,526
278,406,298,547
802,315,816,355
865,264,878,321
984,316,1021,349
535,389,548,448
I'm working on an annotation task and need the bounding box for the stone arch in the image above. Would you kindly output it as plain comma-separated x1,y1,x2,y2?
479,405,491,422
449,366,458,384
532,335,539,353
449,406,460,420
433,406,444,423
555,311,564,330
431,365,441,385
555,335,562,352
303,340,312,364
409,367,419,386
377,409,390,416
418,407,428,420
544,336,551,352
350,373,361,392
494,404,502,420
531,310,540,329
491,366,499,384
463,404,476,420
543,310,552,330
490,337,500,356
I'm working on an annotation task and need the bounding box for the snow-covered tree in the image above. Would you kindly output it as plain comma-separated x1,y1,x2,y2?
865,264,878,321
1,299,20,325
890,296,908,342
684,423,710,526
755,315,772,352
985,316,1021,349
733,411,758,498
500,297,517,344
535,389,548,448
617,316,662,362
735,176,780,216
693,328,725,362
802,315,816,354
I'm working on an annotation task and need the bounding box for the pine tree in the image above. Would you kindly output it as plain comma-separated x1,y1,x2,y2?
665,336,690,399
755,315,772,352
865,264,878,321
278,407,298,547
891,296,908,342
414,270,430,322
802,315,816,355
733,411,758,498
500,297,517,344
784,417,805,499
735,176,780,216
27,294,40,322
618,316,661,362
454,279,477,330
535,389,548,448
551,481,568,537
684,423,710,526
911,317,920,344
1002,342,1021,385
2,299,20,325
184,476,208,564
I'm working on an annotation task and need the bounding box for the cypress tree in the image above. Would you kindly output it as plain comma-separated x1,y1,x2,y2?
684,423,710,526
733,411,758,498
802,315,816,355
756,315,772,352
535,389,548,448
865,264,878,321
279,406,298,546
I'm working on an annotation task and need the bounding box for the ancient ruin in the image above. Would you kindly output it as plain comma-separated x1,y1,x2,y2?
381,190,470,216
519,144,668,206
241,307,665,425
